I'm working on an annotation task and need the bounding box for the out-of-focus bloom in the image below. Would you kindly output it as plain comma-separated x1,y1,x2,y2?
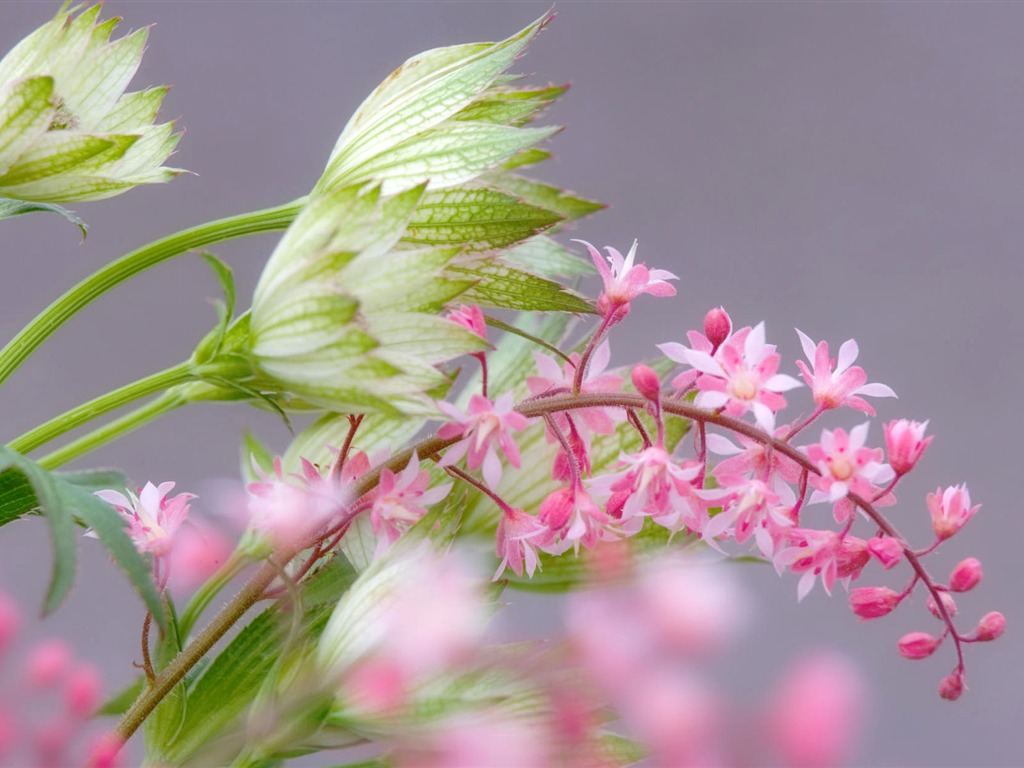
246,458,348,551
394,713,550,768
0,5,182,203
795,331,896,415
437,392,529,489
94,481,193,558
573,239,677,317
883,419,932,475
927,484,979,540
767,652,866,768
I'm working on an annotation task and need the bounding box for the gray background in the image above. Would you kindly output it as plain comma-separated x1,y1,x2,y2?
1,1,1021,765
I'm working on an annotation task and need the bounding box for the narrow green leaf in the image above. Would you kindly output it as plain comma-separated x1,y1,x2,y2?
0,197,86,236
500,147,551,170
447,259,595,314
191,251,236,363
485,172,605,223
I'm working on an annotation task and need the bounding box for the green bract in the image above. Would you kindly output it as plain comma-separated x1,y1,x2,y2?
0,4,182,203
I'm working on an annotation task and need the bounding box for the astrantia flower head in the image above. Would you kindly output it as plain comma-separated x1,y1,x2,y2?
94,481,193,558
0,4,183,203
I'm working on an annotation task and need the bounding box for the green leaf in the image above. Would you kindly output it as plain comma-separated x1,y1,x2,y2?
0,197,86,236
502,235,595,279
500,147,551,170
485,172,605,223
447,259,595,314
453,83,567,126
0,76,55,177
403,186,562,251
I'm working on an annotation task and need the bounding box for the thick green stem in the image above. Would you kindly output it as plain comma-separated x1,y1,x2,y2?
38,388,186,470
0,198,304,388
177,554,248,639
7,361,193,455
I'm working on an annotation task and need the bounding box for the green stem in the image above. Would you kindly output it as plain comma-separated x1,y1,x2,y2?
38,388,186,470
7,361,193,455
0,198,304,388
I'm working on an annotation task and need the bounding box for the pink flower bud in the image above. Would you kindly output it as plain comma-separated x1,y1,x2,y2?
949,558,983,593
938,671,964,701
927,591,957,620
927,484,979,541
867,536,903,569
849,587,901,620
25,639,72,688
703,306,732,349
898,632,941,660
974,611,1005,642
883,419,932,475
447,304,487,340
631,364,662,401
64,663,103,718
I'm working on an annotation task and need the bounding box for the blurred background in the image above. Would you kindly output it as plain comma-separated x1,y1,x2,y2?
1,2,1021,765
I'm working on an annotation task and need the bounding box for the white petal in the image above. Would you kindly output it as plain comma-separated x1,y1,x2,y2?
829,482,849,503
683,349,726,377
657,342,691,364
706,433,742,455
745,322,767,360
795,328,818,363
589,339,612,376
836,338,859,373
752,401,776,432
765,373,803,392
797,571,817,602
855,382,897,399
849,421,870,450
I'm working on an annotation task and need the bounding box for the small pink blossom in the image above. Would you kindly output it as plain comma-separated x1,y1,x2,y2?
927,483,979,540
795,330,896,414
371,453,452,546
446,304,487,340
701,478,794,558
706,429,803,487
95,481,194,558
884,418,932,475
774,528,846,600
574,238,678,316
949,558,983,593
437,392,529,489
663,323,802,431
849,586,901,619
867,536,904,569
805,423,895,520
494,508,548,579
537,484,614,555
898,632,942,660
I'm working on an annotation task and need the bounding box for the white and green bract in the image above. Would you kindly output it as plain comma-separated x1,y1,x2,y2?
0,5,182,203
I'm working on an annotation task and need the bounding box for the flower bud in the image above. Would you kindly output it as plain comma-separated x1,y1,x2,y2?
927,484,979,541
938,671,964,701
703,306,732,349
949,558,983,593
849,587,901,620
447,304,487,341
867,536,903,570
883,419,932,476
898,632,941,660
64,664,103,717
0,5,182,204
835,536,870,578
927,591,957,620
974,611,1005,642
631,364,662,402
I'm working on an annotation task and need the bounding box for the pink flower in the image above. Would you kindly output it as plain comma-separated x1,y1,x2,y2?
949,558,983,593
95,482,194,558
701,478,793,558
867,536,904,569
527,340,623,439
706,429,803,487
437,393,529,489
246,458,348,550
848,587,901,619
573,239,677,316
884,419,932,475
370,453,452,547
494,508,548,579
446,304,488,340
588,446,702,533
537,484,614,555
664,323,802,431
805,423,894,520
927,484,979,540
774,528,846,600
795,330,896,414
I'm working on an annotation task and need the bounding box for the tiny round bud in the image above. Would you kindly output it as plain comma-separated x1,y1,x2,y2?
898,631,941,660
25,639,72,689
867,536,903,570
703,306,732,349
938,671,964,701
974,611,1006,642
849,587,901,620
927,591,958,620
949,558,983,593
631,364,662,402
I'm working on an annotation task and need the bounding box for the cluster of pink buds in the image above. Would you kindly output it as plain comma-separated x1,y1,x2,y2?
432,239,1002,699
0,591,119,768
